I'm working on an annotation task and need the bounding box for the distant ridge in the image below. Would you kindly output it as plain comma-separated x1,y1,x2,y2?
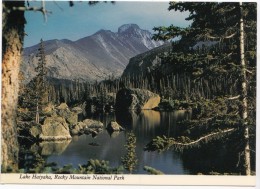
21,24,164,83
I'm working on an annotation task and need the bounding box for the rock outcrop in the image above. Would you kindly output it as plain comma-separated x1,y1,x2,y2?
29,124,42,140
122,43,172,78
71,106,83,114
70,119,103,136
56,103,78,127
42,103,55,116
18,102,105,142
106,121,125,132
39,115,72,141
115,88,160,110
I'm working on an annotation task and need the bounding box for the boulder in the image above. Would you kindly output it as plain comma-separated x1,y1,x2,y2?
56,103,78,126
83,119,103,129
56,105,70,118
71,128,80,136
71,106,83,114
39,115,72,141
66,112,78,126
56,103,69,110
70,119,103,136
108,131,120,138
115,88,160,110
42,103,55,116
29,124,42,139
83,119,103,136
106,121,125,132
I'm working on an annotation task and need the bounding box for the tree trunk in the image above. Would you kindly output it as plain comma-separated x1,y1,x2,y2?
36,101,40,124
1,1,25,172
239,2,251,176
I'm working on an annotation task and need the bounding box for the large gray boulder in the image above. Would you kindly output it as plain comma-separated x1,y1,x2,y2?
39,115,72,141
115,88,160,110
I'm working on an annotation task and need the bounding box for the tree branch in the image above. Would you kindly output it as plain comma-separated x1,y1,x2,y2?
17,135,34,142
11,1,51,22
227,95,240,100
246,69,253,74
206,32,236,40
145,128,236,152
173,128,235,147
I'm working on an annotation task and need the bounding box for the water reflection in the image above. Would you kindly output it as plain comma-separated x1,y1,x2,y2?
108,131,120,138
46,110,192,174
38,140,72,156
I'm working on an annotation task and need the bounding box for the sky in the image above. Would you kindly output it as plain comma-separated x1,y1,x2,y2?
24,1,191,47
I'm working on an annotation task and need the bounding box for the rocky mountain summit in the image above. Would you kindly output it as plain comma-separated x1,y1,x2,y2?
21,24,164,83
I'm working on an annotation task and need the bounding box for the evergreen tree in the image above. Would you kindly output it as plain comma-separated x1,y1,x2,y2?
150,2,256,175
121,132,138,173
19,39,48,123
34,38,48,123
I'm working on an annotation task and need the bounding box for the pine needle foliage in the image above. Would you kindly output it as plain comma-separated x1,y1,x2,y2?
143,166,164,175
121,132,138,173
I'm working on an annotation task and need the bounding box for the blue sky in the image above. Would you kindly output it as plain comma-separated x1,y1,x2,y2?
24,1,191,47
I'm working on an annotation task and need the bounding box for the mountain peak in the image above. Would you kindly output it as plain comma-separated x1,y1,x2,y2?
93,29,113,35
22,23,164,83
118,24,140,34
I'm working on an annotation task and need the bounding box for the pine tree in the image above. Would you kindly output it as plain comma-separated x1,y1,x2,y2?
151,2,256,175
2,0,26,172
20,39,49,123
121,132,138,173
34,39,48,123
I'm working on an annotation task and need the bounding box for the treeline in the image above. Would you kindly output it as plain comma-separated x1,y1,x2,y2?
122,39,256,102
19,9,256,110
19,35,256,112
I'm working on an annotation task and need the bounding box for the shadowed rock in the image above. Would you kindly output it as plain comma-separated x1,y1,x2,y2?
116,88,160,110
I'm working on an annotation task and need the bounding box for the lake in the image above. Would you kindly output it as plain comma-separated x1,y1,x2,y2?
44,110,192,174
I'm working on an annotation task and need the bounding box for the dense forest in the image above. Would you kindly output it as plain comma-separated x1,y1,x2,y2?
2,1,256,176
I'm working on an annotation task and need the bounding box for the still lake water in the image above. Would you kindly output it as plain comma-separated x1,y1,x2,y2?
45,110,193,174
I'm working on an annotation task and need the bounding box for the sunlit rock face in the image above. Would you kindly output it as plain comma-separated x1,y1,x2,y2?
39,115,72,141
106,121,125,133
115,88,160,110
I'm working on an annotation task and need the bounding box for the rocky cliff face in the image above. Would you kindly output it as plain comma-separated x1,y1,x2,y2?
121,43,172,78
21,24,164,83
121,41,219,79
